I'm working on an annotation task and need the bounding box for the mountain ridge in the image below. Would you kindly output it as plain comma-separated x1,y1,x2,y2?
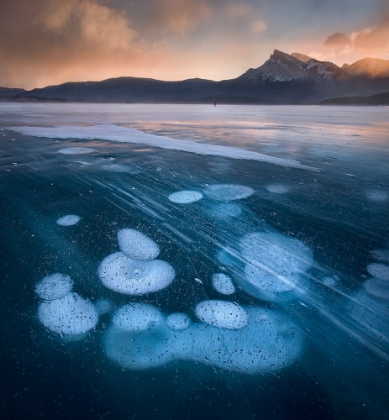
3,50,389,105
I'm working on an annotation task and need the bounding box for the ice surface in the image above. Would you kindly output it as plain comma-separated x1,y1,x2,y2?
38,292,98,335
366,190,389,202
195,300,248,330
117,228,160,260
98,252,175,295
212,273,236,295
58,147,95,155
112,304,163,331
56,214,81,226
204,184,254,201
35,273,74,301
168,190,203,204
9,124,318,171
208,203,242,218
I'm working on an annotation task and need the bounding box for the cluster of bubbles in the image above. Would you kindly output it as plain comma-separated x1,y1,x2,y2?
35,183,307,373
350,247,389,337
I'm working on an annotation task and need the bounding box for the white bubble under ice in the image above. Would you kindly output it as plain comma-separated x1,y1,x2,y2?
371,249,389,263
364,278,389,300
166,313,191,331
35,273,74,301
204,184,254,201
195,300,248,330
94,299,113,315
98,252,175,295
113,304,163,331
238,232,313,301
117,229,160,260
168,190,203,204
56,215,81,226
58,147,95,155
366,263,389,281
212,273,236,295
365,190,389,202
266,184,289,194
104,306,303,373
38,292,98,335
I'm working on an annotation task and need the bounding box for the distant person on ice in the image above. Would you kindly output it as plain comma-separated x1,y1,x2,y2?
214,101,217,107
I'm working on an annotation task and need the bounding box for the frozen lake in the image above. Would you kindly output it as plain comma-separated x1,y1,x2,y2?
1,103,389,419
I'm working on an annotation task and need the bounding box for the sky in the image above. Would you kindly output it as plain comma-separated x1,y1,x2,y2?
1,0,389,89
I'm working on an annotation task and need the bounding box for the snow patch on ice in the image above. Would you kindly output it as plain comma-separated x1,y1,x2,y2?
10,124,319,171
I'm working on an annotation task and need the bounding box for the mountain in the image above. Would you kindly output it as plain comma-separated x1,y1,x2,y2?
321,91,389,105
4,50,389,105
241,49,350,83
342,58,389,78
291,53,313,63
0,87,25,97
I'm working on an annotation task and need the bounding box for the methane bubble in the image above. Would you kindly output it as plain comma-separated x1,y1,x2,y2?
56,215,81,226
58,147,95,155
204,184,254,201
35,273,73,301
166,313,191,330
195,300,248,330
112,304,163,331
168,190,203,204
212,273,236,295
98,252,175,295
266,184,289,194
238,232,313,301
117,228,160,260
38,292,98,336
367,263,389,281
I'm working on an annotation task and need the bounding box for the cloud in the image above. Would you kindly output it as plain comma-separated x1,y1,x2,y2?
251,20,267,33
324,32,350,47
352,16,389,51
323,16,389,53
